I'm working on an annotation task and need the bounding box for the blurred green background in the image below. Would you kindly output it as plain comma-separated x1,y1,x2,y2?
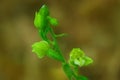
0,0,120,80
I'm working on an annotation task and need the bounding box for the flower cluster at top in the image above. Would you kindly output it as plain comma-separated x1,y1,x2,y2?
32,4,93,80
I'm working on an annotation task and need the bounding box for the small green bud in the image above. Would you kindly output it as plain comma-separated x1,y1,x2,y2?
47,16,58,26
34,5,49,29
32,41,50,58
39,5,49,16
69,48,93,67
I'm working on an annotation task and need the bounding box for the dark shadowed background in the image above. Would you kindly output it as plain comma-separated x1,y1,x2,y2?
0,0,120,80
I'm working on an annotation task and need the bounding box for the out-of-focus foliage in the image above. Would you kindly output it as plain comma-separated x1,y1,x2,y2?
0,0,120,80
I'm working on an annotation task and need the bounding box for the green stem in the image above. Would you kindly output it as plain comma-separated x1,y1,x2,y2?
49,27,65,62
49,27,80,80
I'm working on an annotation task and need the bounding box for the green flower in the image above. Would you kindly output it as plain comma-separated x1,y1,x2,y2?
32,41,50,58
69,48,93,67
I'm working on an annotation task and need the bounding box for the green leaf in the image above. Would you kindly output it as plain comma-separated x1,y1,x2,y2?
34,12,44,29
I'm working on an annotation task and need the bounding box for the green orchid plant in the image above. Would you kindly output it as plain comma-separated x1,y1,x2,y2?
32,4,93,80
